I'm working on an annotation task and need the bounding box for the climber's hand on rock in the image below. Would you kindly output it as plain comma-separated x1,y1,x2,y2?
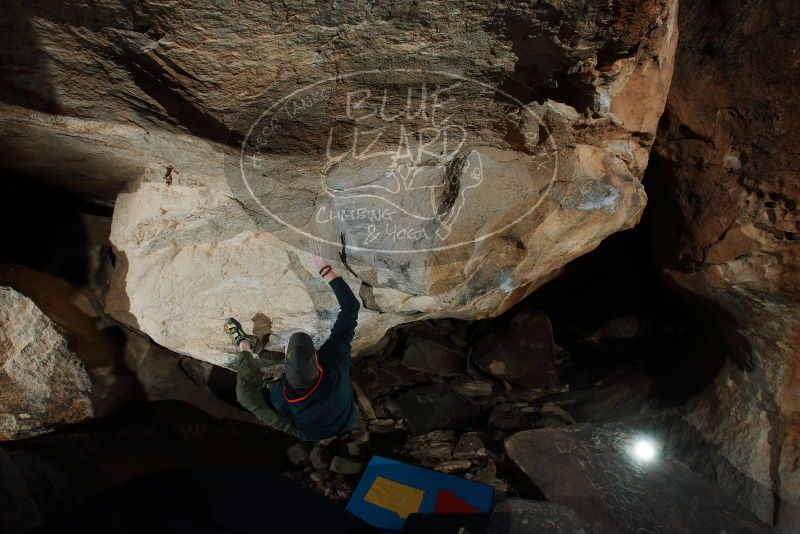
308,240,329,272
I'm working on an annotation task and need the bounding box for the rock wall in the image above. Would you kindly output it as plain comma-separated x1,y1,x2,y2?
0,0,677,366
650,0,800,530
0,286,93,440
0,264,260,440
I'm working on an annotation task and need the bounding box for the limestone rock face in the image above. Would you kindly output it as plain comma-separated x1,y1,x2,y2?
650,1,800,529
1,1,676,365
0,287,94,440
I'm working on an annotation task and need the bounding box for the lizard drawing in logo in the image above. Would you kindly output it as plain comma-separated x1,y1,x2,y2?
318,126,484,243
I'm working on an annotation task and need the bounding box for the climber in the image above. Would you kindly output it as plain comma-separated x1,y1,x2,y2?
224,244,360,441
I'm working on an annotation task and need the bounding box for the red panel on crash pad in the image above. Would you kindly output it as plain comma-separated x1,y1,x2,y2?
434,489,479,514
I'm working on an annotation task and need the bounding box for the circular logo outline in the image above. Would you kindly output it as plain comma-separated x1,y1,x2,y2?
239,68,558,254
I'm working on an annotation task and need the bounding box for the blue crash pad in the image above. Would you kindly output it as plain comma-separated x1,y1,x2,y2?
346,456,494,531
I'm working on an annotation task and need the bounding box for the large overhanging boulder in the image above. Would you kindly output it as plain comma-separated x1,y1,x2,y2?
0,1,676,366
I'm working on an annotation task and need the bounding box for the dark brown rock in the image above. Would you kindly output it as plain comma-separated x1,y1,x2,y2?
329,456,363,475
351,363,427,399
488,498,592,534
0,402,297,526
401,336,464,376
453,432,491,460
409,445,453,461
534,403,576,429
310,445,331,471
395,384,480,434
286,443,312,467
473,460,509,497
505,424,774,534
649,1,800,527
473,310,557,389
451,378,494,398
488,403,538,431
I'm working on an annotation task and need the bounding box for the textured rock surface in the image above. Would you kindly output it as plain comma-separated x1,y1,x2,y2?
0,266,118,371
453,431,491,460
505,424,774,534
0,287,93,440
650,0,800,528
401,335,464,376
0,265,136,420
487,498,592,534
0,0,676,365
329,456,363,475
395,384,480,434
0,266,261,428
473,309,557,388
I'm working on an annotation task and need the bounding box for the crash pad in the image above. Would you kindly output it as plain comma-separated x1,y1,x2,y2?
347,456,493,530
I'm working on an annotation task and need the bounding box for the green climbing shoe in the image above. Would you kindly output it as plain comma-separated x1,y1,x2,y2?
225,318,259,350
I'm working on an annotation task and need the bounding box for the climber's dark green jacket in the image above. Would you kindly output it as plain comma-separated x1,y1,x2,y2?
235,276,360,441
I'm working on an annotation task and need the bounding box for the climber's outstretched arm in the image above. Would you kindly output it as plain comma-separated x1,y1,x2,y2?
308,242,360,368
319,274,359,367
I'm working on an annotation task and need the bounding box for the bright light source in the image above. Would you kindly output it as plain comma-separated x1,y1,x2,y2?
632,438,658,462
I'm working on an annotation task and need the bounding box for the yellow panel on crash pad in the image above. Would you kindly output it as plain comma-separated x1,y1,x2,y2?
363,476,425,519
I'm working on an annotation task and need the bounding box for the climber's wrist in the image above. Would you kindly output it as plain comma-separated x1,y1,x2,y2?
322,267,339,282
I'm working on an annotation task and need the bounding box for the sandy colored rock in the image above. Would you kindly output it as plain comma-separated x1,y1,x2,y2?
434,459,471,473
0,265,143,419
0,265,118,370
0,0,675,366
0,287,94,440
103,135,650,367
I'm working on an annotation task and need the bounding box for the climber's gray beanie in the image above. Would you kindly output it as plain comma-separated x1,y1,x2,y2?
285,332,319,389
